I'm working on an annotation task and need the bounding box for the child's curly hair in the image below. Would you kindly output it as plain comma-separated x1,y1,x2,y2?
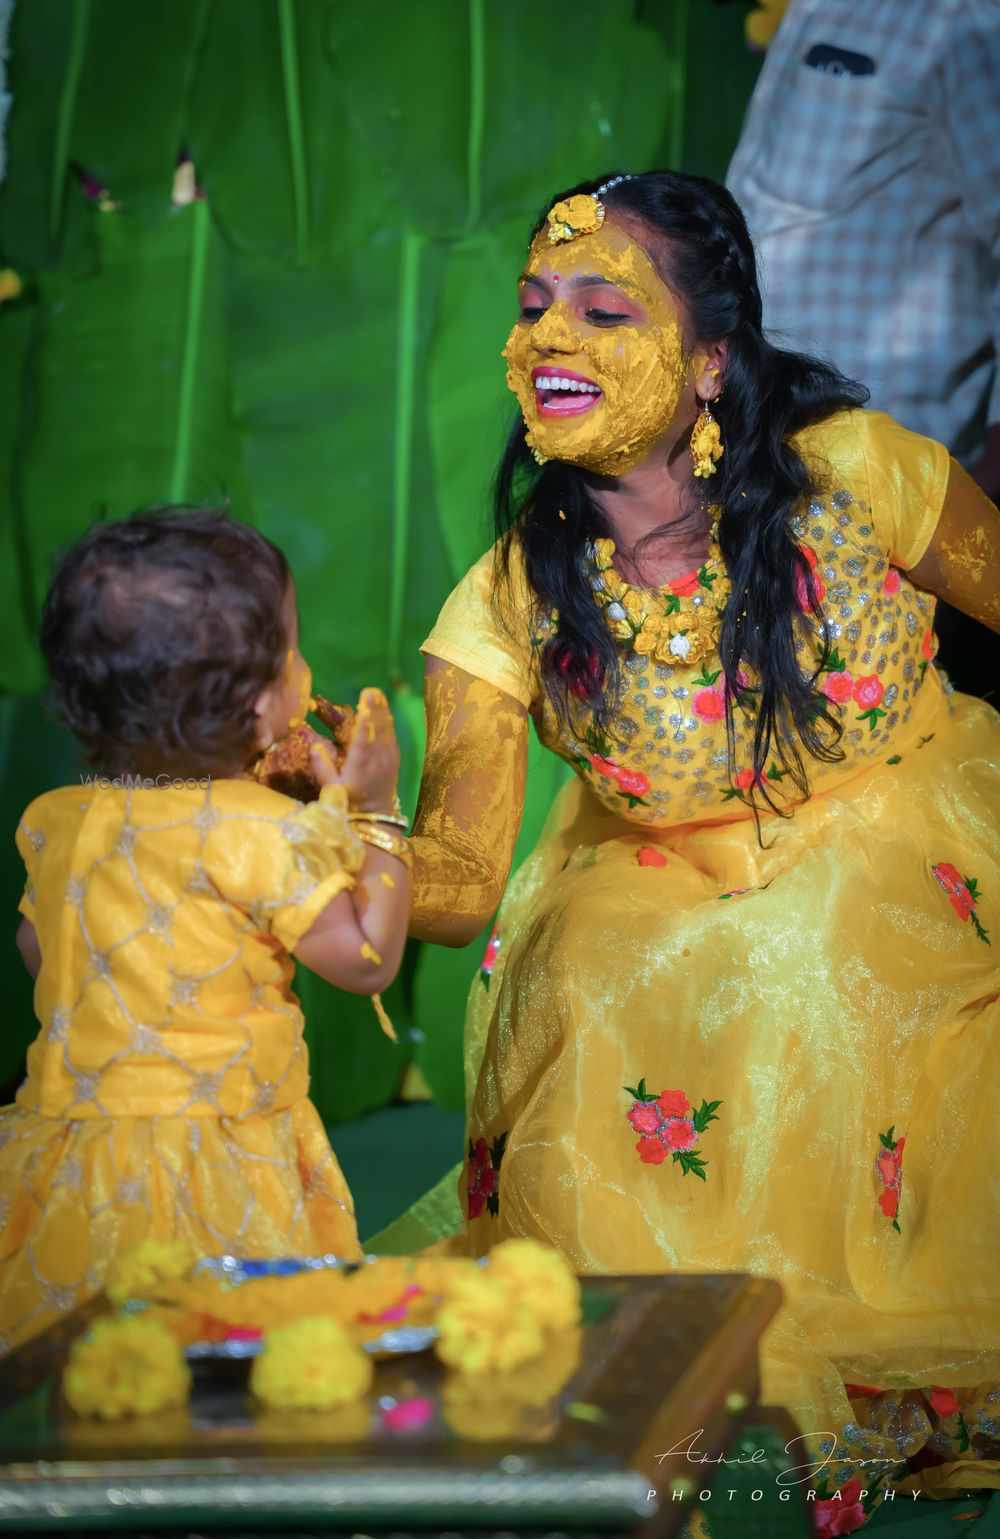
40,506,291,778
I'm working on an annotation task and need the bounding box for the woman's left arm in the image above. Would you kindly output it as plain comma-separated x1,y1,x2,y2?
908,459,1000,635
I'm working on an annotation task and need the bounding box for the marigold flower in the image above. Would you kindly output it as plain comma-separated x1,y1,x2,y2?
251,1316,372,1410
435,1271,545,1374
488,1238,581,1332
105,1238,195,1306
63,1315,191,1420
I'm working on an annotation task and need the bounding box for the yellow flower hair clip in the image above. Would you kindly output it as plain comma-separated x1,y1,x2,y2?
546,193,606,244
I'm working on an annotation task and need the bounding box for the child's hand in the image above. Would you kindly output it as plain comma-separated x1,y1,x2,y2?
308,688,400,812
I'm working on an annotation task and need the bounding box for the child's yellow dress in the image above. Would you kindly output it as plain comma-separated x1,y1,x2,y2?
408,409,1000,1492
1,777,364,1350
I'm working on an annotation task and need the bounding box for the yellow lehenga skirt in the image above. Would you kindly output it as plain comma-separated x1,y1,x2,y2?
0,1099,361,1350
388,682,1000,1501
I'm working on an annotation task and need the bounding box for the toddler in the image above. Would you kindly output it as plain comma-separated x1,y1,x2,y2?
2,506,410,1349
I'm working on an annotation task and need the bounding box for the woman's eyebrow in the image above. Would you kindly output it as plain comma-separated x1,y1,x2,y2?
519,270,633,293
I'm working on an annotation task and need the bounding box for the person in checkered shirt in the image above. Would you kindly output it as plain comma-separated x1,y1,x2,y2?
727,0,1000,696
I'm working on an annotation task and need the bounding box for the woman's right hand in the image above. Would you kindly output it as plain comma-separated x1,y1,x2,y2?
309,687,400,812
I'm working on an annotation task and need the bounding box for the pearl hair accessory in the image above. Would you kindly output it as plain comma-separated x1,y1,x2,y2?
596,174,636,196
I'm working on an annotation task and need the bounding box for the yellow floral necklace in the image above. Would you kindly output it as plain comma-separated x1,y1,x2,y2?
585,507,731,669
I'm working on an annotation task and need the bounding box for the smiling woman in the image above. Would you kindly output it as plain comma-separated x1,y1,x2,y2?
396,168,1000,1515
503,218,695,478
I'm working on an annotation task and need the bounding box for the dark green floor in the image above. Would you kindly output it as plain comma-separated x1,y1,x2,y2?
329,1099,465,1240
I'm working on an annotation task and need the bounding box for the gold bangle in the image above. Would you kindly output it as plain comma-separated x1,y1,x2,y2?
356,823,412,870
349,810,410,829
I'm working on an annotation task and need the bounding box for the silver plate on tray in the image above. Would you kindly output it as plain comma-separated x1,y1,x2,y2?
179,1255,438,1360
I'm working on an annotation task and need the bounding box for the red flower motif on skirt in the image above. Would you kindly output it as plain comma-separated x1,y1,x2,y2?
627,1101,662,1136
875,1127,905,1230
931,862,990,943
466,1133,506,1219
623,1079,721,1180
636,846,668,868
928,1386,961,1419
814,1477,866,1536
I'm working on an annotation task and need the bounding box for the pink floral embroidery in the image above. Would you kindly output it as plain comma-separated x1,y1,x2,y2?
813,1477,867,1536
623,1080,721,1180
821,670,854,704
692,685,725,722
614,767,651,798
466,1133,506,1219
931,862,990,944
627,1101,662,1136
794,545,825,610
853,674,887,733
876,1126,905,1231
881,567,902,595
853,675,884,709
573,730,651,808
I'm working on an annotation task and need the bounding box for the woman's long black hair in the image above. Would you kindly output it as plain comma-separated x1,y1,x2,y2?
494,169,869,819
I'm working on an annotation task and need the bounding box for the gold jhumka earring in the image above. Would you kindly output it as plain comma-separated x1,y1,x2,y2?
690,395,724,479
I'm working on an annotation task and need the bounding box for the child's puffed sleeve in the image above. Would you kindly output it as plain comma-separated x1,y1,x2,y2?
853,410,951,570
421,537,542,709
203,783,365,954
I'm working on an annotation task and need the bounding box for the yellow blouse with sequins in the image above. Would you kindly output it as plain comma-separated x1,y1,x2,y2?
421,409,951,830
14,778,363,1119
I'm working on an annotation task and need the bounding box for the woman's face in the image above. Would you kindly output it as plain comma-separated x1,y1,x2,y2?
503,220,693,477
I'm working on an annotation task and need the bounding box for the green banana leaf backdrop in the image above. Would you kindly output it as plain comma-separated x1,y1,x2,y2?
0,0,760,1121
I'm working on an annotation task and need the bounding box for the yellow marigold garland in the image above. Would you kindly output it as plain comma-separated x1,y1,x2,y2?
250,1316,373,1411
63,1316,192,1420
586,510,730,670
